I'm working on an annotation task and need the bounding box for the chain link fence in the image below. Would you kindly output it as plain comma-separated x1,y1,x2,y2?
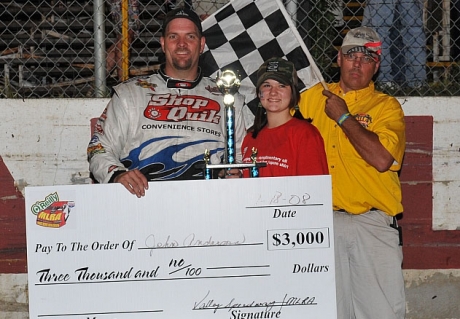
0,0,459,98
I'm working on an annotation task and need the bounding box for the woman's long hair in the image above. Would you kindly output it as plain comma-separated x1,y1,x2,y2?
250,83,303,139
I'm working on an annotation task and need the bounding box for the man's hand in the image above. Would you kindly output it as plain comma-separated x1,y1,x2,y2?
113,169,148,198
322,89,349,122
321,90,394,172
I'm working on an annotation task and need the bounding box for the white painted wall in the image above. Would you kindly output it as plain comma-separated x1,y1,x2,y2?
399,97,460,230
1,98,108,187
1,97,459,230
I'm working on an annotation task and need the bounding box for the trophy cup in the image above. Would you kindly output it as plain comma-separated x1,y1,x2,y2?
216,70,240,165
202,70,266,179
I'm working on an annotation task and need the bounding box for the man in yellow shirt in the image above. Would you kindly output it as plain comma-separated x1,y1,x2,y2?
299,26,406,319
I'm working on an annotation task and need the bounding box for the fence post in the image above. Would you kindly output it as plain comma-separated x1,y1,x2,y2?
94,0,108,97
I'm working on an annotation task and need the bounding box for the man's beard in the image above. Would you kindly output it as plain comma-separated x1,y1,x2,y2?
172,55,193,71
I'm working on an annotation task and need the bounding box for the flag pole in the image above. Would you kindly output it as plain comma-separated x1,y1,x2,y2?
276,0,329,91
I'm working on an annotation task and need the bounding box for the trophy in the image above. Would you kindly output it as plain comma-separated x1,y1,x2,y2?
216,69,240,165
203,149,212,180
201,70,266,179
249,147,260,178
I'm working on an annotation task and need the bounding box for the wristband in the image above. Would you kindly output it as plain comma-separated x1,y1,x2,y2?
337,112,351,126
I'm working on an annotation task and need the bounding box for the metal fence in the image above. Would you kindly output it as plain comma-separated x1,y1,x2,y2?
0,0,459,98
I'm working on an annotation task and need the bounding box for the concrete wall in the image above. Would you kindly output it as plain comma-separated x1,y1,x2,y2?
1,97,460,318
401,97,460,231
2,97,459,230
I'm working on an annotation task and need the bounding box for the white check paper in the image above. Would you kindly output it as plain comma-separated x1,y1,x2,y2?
25,176,336,319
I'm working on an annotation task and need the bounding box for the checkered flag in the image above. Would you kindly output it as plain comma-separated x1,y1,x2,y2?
200,0,324,113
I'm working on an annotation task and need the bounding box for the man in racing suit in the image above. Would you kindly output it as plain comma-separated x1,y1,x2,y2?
87,7,248,197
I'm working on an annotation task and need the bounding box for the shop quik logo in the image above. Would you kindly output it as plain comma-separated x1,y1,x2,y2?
144,94,221,124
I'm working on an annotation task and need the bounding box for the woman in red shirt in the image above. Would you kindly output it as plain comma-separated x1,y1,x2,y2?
241,57,329,177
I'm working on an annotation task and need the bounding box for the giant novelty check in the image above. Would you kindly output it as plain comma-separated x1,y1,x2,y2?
25,175,336,319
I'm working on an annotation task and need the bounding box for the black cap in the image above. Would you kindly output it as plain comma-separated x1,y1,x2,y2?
256,57,298,88
162,7,202,36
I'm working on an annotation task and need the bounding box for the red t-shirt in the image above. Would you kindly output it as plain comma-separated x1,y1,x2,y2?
241,118,329,177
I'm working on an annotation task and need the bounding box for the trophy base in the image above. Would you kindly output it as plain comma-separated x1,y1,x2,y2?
201,163,267,170
197,162,267,179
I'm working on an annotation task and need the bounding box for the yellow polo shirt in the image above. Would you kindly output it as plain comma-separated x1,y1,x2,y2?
299,82,405,216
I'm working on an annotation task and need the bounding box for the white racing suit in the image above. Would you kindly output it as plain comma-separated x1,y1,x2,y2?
88,67,247,183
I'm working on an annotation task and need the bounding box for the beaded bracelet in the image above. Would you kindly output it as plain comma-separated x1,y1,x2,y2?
337,112,351,126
